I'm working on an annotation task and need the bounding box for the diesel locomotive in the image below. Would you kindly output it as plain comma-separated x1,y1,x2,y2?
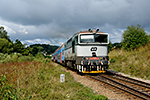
52,29,109,73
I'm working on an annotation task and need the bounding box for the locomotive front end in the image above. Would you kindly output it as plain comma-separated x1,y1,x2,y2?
81,56,109,73
76,29,109,73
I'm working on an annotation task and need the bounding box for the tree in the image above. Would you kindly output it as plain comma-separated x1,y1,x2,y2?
113,43,122,49
121,24,148,50
30,44,58,54
13,39,24,53
0,26,11,42
0,38,13,54
31,46,38,56
148,35,150,43
13,39,30,55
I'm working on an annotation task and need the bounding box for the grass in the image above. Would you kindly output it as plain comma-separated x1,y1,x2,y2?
109,43,150,80
0,60,107,100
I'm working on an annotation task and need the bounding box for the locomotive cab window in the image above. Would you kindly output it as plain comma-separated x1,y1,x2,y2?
95,34,108,43
80,35,94,43
80,34,108,44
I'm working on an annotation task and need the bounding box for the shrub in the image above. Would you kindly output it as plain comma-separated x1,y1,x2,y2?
110,58,115,63
0,53,34,63
122,24,148,50
18,56,34,62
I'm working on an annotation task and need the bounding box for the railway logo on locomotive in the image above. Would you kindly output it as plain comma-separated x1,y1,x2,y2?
90,47,97,51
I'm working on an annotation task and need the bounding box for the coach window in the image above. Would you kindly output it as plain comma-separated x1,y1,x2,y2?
62,50,64,56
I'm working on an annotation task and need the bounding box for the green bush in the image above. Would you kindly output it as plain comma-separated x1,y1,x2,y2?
18,56,34,62
0,52,51,63
44,55,52,59
122,24,148,50
0,53,34,63
110,58,115,63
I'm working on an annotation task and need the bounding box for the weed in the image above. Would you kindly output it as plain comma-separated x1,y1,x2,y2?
109,43,150,80
110,58,115,63
0,75,21,99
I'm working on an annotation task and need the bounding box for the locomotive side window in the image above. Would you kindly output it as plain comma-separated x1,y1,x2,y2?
65,38,72,49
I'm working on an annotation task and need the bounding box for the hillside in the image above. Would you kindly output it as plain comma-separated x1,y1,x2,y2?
108,43,150,80
30,44,59,54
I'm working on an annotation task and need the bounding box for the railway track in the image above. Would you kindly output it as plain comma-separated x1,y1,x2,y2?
87,72,150,100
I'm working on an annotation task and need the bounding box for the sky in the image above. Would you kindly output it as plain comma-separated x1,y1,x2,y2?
0,0,150,46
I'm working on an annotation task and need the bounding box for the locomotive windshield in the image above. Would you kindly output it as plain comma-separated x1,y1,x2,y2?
80,35,94,43
80,34,108,43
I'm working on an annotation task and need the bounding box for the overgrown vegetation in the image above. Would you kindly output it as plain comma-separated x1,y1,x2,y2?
108,24,150,80
109,43,150,80
0,60,107,99
0,52,49,63
0,75,20,99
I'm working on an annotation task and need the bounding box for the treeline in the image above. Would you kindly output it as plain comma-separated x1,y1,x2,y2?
108,24,150,52
0,26,58,56
30,44,58,56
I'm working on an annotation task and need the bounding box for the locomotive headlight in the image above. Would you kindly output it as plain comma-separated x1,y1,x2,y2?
101,62,103,65
88,62,91,65
81,61,83,65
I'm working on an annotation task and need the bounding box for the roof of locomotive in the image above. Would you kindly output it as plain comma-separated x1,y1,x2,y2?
77,31,105,34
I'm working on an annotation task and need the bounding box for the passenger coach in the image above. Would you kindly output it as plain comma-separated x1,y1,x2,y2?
52,29,109,73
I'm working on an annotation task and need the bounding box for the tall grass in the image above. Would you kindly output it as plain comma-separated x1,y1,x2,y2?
109,43,150,80
0,60,107,99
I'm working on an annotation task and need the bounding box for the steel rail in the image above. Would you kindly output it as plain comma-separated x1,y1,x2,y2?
105,74,150,89
87,75,150,100
108,71,150,87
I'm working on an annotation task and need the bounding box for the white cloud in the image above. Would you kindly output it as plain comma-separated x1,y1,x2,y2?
18,29,28,34
22,38,53,45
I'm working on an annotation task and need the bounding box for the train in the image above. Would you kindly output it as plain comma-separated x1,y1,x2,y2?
52,28,109,73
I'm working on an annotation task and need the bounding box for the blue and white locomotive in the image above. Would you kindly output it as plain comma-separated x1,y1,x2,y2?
52,29,109,73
